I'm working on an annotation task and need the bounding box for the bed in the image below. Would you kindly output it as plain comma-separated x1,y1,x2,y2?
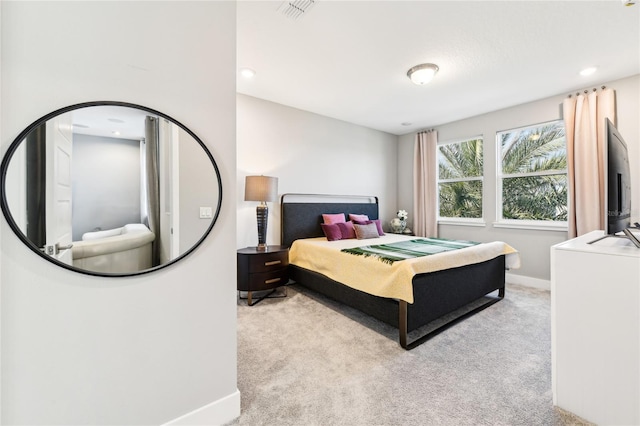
280,193,519,349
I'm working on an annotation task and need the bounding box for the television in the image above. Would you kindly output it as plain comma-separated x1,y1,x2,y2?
591,118,640,247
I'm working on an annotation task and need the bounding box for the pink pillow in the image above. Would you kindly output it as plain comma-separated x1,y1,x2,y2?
322,213,346,224
336,221,356,239
349,214,369,222
320,223,342,241
354,219,385,236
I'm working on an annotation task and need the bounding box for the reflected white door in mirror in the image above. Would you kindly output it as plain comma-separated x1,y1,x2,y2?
0,101,223,277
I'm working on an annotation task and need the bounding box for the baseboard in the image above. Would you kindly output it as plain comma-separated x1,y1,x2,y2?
506,272,550,291
162,389,240,426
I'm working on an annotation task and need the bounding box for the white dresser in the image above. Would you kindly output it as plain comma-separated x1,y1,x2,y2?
551,230,640,425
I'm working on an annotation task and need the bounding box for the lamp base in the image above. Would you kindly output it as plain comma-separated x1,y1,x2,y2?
256,203,269,249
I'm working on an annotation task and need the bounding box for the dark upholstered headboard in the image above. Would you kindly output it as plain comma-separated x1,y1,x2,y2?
280,194,379,247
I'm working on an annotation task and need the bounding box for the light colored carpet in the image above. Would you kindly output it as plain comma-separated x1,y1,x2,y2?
230,283,592,426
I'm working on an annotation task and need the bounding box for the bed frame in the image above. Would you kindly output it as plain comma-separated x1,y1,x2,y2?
280,193,505,350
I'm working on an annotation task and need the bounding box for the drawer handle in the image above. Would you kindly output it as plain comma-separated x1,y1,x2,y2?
265,278,281,284
264,260,282,266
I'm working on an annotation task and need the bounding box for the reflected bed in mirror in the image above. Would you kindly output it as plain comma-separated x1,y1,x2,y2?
1,101,222,276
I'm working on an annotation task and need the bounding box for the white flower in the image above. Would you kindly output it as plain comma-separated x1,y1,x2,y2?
397,209,408,220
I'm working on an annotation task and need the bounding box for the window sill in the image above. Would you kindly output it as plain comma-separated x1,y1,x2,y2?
492,220,568,232
438,219,486,227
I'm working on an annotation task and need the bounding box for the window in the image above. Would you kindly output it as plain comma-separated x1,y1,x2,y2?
437,137,483,219
497,120,567,223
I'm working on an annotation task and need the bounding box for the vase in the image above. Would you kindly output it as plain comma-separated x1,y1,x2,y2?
390,218,402,233
391,218,407,233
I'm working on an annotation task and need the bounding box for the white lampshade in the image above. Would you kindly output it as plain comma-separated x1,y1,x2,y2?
407,63,439,85
244,175,278,202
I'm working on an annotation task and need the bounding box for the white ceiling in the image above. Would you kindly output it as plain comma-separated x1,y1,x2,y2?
237,0,640,136
71,105,152,140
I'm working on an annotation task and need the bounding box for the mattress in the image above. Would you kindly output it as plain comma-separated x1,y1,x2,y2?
289,234,520,303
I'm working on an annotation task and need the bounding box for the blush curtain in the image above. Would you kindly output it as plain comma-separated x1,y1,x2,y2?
563,88,616,238
413,130,438,237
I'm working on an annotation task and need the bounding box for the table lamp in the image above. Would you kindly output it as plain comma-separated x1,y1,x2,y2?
244,175,278,251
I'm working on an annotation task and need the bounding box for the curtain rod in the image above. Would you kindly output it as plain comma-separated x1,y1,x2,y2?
567,85,607,98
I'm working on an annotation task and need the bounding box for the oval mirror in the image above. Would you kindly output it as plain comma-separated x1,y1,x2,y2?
0,101,222,277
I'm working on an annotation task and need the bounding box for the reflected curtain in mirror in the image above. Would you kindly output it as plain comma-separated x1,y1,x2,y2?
144,116,161,266
26,124,47,247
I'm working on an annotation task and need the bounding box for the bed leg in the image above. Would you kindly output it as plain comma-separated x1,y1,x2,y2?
399,301,408,349
499,286,505,298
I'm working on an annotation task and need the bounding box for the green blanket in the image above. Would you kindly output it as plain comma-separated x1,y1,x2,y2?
341,238,480,264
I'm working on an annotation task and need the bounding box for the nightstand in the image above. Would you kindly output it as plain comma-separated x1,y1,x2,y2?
389,231,415,236
237,245,289,306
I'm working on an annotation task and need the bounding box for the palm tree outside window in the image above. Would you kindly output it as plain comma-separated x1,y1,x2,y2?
497,120,567,223
437,137,484,219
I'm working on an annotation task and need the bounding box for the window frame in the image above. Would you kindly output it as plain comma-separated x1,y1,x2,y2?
495,119,568,229
436,135,485,223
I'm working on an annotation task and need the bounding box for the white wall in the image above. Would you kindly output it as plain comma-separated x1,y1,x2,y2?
397,74,640,282
1,2,238,425
0,2,3,419
237,94,398,249
179,126,221,254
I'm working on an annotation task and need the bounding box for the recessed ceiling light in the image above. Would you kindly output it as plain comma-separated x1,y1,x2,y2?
401,122,412,126
407,63,439,85
112,131,121,136
240,67,256,79
580,67,597,76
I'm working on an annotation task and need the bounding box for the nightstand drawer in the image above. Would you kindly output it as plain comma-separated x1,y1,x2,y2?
248,269,290,291
247,250,289,273
237,246,290,305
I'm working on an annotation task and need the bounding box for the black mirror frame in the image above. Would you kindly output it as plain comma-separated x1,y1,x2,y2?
0,100,223,277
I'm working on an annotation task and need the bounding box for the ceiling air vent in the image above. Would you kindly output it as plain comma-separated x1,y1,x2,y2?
277,0,316,20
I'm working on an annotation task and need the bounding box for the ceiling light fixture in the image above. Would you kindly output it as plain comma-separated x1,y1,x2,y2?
580,67,597,76
407,63,439,85
240,67,256,79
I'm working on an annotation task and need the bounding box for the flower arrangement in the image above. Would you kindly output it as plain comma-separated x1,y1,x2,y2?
397,210,408,221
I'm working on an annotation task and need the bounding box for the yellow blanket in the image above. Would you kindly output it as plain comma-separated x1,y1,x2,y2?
289,234,520,304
